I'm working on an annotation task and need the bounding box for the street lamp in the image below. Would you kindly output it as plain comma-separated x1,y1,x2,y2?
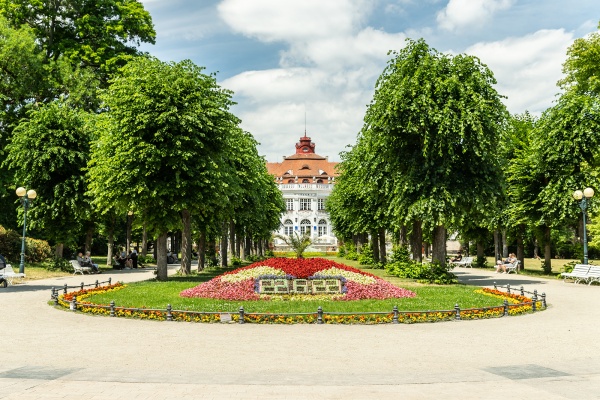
573,187,595,264
16,187,37,274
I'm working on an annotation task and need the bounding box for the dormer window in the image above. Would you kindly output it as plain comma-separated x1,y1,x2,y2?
300,164,310,170
302,147,309,152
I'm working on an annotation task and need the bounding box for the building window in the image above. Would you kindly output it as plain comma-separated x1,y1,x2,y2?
316,179,323,183
300,219,311,235
302,178,310,183
317,198,325,210
300,198,311,211
318,219,327,236
283,219,294,236
286,198,294,211
288,179,294,183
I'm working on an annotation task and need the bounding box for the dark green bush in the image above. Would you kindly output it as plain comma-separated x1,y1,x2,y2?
358,245,375,265
44,257,72,272
385,260,458,285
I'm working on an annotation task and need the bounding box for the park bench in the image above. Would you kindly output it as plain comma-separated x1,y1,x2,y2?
450,256,473,268
0,264,25,285
70,260,92,275
561,264,591,284
583,266,600,285
505,260,521,274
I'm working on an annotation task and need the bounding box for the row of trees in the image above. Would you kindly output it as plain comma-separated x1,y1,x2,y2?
0,1,285,279
329,25,600,271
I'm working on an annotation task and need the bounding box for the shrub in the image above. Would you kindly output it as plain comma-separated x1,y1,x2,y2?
231,256,242,266
138,254,154,264
0,225,22,262
25,237,52,262
337,244,346,257
385,260,458,285
389,245,410,264
358,245,375,265
44,257,72,272
344,242,358,261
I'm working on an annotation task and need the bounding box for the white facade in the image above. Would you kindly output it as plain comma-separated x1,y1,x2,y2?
273,184,337,249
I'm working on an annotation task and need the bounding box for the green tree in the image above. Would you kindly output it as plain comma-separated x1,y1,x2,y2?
0,0,155,82
560,20,600,95
357,39,508,265
275,231,312,259
4,100,93,256
88,57,239,280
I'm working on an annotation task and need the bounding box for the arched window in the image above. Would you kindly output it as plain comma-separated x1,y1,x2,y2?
300,219,311,235
318,219,327,237
300,164,310,170
316,179,323,184
302,178,310,183
283,219,294,236
288,179,294,183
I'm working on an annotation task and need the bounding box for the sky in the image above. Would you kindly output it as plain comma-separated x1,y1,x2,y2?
138,0,599,162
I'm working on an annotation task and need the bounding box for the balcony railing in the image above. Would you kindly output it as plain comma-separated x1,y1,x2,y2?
279,184,332,190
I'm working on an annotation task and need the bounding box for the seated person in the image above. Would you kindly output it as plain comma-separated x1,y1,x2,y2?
84,251,101,274
450,252,463,262
496,253,517,273
113,255,126,270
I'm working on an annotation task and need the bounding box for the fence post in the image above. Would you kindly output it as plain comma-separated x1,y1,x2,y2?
95,280,99,288
53,288,59,306
239,307,245,324
108,277,112,286
493,282,497,290
520,286,525,296
532,290,537,312
503,299,509,316
166,304,173,321
70,296,77,311
80,282,84,291
50,287,55,300
454,303,461,320
63,283,68,294
541,292,547,309
317,306,323,324
507,284,511,294
393,306,399,324
110,301,115,317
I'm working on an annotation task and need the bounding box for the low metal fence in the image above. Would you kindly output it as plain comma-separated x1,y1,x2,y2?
50,280,547,324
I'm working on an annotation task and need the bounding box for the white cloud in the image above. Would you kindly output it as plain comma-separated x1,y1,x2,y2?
466,29,574,114
217,0,373,42
437,0,515,32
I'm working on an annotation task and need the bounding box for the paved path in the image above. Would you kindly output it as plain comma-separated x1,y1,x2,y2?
0,267,599,399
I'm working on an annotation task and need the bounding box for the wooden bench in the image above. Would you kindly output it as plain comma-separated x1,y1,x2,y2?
70,260,92,275
561,264,591,284
505,260,521,274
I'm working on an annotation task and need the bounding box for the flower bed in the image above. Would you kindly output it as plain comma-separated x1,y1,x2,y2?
180,258,416,301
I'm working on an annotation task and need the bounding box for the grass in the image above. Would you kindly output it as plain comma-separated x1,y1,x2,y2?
86,260,508,313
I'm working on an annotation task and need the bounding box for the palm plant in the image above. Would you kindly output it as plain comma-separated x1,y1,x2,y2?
275,231,313,258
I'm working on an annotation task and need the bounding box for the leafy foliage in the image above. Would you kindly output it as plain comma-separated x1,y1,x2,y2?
275,232,313,259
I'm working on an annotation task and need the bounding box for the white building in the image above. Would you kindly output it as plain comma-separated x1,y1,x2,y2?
266,135,339,250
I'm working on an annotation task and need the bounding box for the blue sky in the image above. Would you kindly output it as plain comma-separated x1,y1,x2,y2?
139,0,599,161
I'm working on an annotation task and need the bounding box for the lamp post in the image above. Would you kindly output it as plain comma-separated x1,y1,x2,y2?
573,187,595,264
15,187,37,274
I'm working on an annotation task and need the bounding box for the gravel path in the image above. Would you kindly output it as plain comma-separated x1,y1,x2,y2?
0,266,599,399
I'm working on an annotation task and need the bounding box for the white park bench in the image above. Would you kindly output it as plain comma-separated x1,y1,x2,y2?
450,256,473,268
561,264,591,284
70,260,92,275
505,260,521,274
0,264,26,285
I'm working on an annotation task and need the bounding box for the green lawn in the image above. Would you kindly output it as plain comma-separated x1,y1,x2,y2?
86,260,508,313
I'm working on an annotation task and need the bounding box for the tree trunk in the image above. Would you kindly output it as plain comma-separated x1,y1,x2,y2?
180,209,192,275
235,230,241,258
516,224,525,270
106,224,114,266
379,228,386,264
126,212,133,252
258,239,264,257
244,236,251,258
493,229,500,261
141,223,148,257
55,243,64,258
399,225,407,247
544,226,552,272
410,220,423,262
431,225,446,265
84,225,94,253
476,241,485,267
502,229,508,258
208,239,217,266
156,232,168,281
221,222,228,267
198,231,206,271
370,231,379,263
229,220,235,259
